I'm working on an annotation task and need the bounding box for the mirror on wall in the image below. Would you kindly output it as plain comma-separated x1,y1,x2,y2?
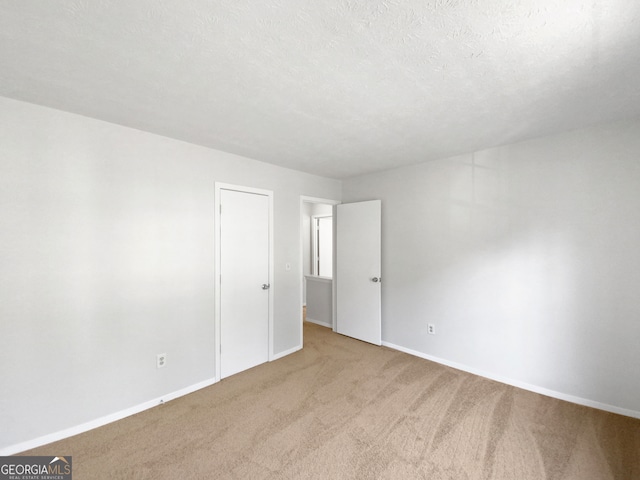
313,215,333,277
302,202,334,279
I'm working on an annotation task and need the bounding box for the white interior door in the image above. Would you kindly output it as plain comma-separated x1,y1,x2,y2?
336,200,381,345
219,188,271,378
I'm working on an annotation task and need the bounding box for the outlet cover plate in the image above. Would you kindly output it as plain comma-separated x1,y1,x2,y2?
157,353,167,368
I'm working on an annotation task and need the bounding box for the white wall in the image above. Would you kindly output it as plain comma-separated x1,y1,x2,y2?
310,203,333,217
305,277,333,328
342,119,640,416
0,96,341,451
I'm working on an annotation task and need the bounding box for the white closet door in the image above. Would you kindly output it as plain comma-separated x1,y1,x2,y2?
220,188,270,378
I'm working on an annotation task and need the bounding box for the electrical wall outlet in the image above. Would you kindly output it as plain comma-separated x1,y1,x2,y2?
427,324,436,335
157,353,167,368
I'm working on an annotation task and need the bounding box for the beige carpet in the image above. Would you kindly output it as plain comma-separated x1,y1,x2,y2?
24,322,640,479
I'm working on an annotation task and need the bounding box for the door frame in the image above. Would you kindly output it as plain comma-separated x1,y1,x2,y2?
215,183,274,382
300,196,341,345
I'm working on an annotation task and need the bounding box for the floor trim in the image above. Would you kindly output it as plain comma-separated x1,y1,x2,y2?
1,378,217,456
272,345,301,361
305,317,332,329
382,341,640,420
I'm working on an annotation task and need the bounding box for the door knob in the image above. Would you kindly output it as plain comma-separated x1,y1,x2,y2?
261,284,271,290
371,277,380,283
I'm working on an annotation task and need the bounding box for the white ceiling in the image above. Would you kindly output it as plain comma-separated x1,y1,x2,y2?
1,1,640,179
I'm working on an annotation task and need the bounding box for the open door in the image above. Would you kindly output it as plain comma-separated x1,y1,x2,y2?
336,200,381,345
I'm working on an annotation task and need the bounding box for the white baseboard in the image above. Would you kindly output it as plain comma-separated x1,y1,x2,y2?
305,317,332,329
382,341,640,420
9,341,636,456
272,344,301,361
1,378,217,456
4,344,305,455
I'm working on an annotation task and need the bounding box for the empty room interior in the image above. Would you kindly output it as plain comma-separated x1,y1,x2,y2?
1,1,639,478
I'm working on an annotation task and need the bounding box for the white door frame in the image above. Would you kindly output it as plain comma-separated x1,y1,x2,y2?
215,183,274,382
300,196,341,345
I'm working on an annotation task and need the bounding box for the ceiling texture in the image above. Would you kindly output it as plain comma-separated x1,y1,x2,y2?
1,0,640,179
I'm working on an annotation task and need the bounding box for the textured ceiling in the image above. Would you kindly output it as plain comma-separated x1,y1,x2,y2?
1,0,640,179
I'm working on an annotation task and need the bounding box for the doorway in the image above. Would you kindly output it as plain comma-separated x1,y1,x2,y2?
300,197,340,339
215,184,274,380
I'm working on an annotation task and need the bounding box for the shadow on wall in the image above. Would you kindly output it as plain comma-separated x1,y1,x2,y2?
361,141,640,412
